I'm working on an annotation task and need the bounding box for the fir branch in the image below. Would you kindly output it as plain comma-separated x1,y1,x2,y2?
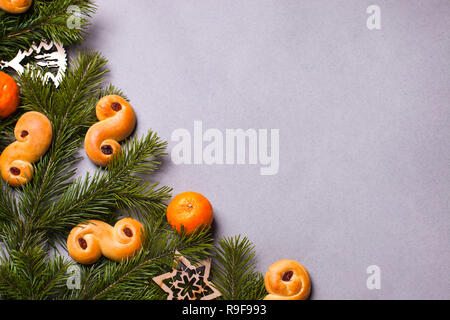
4,50,171,246
0,245,71,299
114,181,172,219
0,111,19,151
18,51,108,219
0,0,96,61
212,235,266,300
38,131,172,240
0,48,174,299
0,180,16,225
3,51,109,251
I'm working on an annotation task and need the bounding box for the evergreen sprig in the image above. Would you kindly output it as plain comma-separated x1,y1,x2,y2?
0,49,180,299
0,50,109,251
212,236,266,300
40,131,172,240
0,245,71,299
0,0,95,61
0,114,17,150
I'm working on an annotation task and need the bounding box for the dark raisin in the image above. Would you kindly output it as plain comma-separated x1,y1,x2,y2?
78,238,87,249
123,227,133,237
101,145,113,155
282,270,294,281
10,167,20,175
111,102,122,111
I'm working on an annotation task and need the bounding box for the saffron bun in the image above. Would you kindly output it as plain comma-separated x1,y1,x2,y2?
84,95,136,167
0,111,52,187
263,259,311,300
67,218,144,265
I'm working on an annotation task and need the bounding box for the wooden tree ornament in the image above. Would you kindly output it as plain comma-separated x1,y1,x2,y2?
152,251,221,300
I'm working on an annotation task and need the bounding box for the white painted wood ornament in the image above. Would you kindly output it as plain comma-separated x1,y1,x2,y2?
0,40,67,87
153,251,221,300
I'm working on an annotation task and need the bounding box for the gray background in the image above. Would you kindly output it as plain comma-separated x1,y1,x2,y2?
77,0,450,299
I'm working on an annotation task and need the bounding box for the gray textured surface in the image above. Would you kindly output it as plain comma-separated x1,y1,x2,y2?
77,0,450,299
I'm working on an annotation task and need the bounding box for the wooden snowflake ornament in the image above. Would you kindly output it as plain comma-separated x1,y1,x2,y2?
153,251,221,300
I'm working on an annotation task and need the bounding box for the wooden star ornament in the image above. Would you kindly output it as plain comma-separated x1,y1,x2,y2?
152,251,221,300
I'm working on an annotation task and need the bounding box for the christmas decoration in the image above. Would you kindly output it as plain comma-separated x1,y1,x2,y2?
67,218,144,264
0,71,19,118
0,111,52,187
0,40,67,87
153,251,221,300
167,191,214,235
0,0,32,14
0,0,268,301
84,94,136,166
263,259,311,300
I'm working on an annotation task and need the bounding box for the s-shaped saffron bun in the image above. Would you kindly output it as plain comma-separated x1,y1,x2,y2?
67,218,144,265
0,111,52,187
84,95,136,167
263,259,311,300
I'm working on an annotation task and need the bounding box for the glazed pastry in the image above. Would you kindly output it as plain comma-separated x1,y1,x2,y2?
84,95,136,166
0,0,32,14
67,218,144,264
263,259,311,300
0,71,20,118
0,111,52,187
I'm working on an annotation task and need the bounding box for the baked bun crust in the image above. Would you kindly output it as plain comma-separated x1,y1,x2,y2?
67,218,144,264
0,111,52,187
263,259,311,300
84,95,136,167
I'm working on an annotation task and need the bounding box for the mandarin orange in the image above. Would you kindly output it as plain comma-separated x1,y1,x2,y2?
167,191,213,235
0,71,19,118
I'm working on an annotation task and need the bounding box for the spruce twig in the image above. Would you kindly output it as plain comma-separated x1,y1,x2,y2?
0,0,96,61
0,50,177,299
212,236,266,300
